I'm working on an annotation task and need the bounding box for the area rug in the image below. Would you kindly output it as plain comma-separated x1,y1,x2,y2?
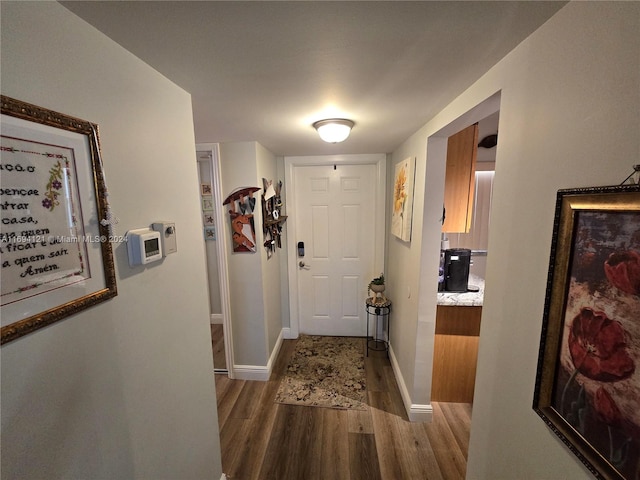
275,335,367,410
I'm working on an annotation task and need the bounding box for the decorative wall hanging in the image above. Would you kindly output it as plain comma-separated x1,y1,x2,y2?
203,213,215,226
202,195,213,212
391,157,415,242
261,178,287,258
533,184,640,480
223,187,259,253
199,178,214,239
0,95,117,344
204,226,216,242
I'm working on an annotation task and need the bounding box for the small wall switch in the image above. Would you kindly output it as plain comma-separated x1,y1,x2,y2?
152,221,177,256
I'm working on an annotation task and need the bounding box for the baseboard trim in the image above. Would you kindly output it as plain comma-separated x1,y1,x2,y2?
233,330,284,381
282,327,296,339
388,343,433,423
210,314,223,324
408,403,433,422
233,365,269,381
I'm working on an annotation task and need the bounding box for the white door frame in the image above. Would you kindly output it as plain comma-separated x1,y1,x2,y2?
284,153,387,338
196,143,235,378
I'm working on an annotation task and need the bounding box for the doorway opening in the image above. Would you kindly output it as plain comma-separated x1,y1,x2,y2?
424,91,501,406
196,144,235,377
431,112,498,405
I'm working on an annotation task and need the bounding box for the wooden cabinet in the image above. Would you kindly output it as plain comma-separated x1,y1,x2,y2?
431,305,481,403
442,123,478,233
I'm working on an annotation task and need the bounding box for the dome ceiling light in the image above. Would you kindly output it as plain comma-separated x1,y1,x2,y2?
312,118,355,143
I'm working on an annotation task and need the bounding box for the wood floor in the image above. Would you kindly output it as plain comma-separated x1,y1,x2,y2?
211,324,227,370
215,337,472,480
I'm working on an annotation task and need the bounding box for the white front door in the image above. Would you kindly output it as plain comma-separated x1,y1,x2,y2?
287,156,385,337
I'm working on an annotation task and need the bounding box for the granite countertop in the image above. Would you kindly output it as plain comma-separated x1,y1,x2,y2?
437,274,485,307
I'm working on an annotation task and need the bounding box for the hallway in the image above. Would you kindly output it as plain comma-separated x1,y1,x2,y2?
215,338,471,479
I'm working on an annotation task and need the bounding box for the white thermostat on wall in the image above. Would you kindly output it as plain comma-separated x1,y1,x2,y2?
152,221,177,256
126,228,163,266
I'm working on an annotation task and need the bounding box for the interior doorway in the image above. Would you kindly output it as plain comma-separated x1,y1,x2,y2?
425,92,500,410
196,144,234,377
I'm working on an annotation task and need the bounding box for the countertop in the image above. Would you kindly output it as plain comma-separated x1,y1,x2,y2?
437,274,485,307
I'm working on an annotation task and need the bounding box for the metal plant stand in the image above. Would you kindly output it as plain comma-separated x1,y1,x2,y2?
365,298,391,357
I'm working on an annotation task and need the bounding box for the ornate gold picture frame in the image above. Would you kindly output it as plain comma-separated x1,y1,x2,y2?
1,96,117,344
534,184,640,479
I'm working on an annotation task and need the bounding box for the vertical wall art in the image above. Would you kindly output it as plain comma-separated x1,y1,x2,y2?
261,178,286,259
200,183,216,240
534,184,640,479
223,187,259,253
1,95,117,344
391,157,415,242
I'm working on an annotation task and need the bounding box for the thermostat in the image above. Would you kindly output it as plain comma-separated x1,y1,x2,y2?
152,221,177,256
127,228,163,266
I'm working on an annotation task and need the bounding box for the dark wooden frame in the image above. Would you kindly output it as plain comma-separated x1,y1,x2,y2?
533,184,640,479
1,96,117,344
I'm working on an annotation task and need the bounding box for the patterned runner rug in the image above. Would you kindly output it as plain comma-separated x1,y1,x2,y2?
275,335,367,410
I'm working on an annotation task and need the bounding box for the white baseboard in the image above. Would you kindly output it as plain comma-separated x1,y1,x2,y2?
210,314,223,324
388,344,433,423
408,403,433,422
282,327,296,339
233,365,270,381
233,329,284,381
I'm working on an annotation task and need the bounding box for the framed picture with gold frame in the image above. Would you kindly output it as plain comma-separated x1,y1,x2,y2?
533,184,640,479
1,96,117,344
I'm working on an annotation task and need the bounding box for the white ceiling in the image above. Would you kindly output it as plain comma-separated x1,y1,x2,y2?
61,1,565,156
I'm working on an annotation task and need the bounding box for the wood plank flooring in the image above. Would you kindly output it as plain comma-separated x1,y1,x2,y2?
210,324,227,370
215,337,471,480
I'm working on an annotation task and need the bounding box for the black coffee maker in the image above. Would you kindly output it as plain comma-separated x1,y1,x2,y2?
444,248,471,292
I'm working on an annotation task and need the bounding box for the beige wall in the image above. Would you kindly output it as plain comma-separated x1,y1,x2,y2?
388,1,639,478
256,143,284,357
219,141,282,371
0,2,222,479
219,141,268,367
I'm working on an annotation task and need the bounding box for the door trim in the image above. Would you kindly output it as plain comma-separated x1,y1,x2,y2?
284,154,387,338
196,143,235,378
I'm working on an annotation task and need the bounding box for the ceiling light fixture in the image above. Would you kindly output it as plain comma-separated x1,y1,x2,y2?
313,118,354,143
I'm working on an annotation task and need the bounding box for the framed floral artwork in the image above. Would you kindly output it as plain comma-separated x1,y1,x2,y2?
391,157,415,242
534,184,640,479
1,95,117,344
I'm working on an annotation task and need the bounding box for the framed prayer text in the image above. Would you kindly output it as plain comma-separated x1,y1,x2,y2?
1,96,117,344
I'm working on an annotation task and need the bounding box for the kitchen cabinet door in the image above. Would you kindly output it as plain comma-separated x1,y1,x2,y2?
442,123,478,233
431,306,482,403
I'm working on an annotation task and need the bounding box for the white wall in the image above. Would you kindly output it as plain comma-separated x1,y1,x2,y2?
0,3,222,479
388,2,639,478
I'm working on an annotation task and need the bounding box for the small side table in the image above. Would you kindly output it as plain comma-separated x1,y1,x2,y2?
366,298,391,357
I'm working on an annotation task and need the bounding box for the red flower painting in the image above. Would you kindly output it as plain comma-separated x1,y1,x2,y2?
568,307,635,382
534,193,640,479
594,387,622,427
605,250,640,296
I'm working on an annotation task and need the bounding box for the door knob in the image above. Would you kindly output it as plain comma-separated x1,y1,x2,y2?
299,261,311,269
